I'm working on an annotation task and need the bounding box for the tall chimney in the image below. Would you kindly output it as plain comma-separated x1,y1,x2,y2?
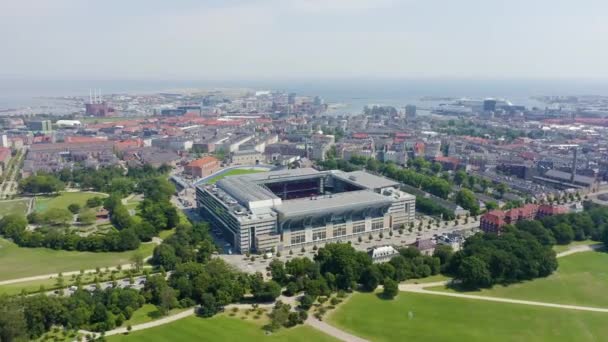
570,147,578,183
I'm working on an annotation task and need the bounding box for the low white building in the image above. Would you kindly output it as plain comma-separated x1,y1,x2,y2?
56,120,82,128
369,245,399,263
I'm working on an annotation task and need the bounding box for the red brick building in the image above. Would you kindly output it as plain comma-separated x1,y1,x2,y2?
480,203,567,234
185,156,220,178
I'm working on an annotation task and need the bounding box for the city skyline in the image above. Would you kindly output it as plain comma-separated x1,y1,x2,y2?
1,0,608,80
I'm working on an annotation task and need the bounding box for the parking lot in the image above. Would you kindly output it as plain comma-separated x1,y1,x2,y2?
51,275,148,297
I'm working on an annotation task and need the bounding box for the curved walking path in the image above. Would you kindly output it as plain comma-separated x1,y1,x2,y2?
306,317,369,342
80,308,197,338
399,282,608,313
555,243,603,258
399,244,608,314
79,294,365,342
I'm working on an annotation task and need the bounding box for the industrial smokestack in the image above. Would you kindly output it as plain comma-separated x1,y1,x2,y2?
89,89,92,104
571,148,578,183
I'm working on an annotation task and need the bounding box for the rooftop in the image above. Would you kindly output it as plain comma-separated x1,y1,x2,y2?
187,156,219,168
334,170,399,190
274,190,393,218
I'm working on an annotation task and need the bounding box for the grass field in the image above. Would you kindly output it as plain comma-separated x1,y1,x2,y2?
328,292,608,342
0,198,30,218
428,251,608,308
108,315,338,342
0,238,155,281
158,228,176,240
35,192,108,213
206,169,266,184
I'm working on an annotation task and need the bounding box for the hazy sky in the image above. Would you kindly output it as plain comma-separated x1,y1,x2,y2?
1,0,607,80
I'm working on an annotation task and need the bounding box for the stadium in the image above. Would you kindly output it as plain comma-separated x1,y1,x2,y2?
196,168,415,253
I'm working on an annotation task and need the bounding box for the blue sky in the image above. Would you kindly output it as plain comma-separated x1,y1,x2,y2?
1,0,607,80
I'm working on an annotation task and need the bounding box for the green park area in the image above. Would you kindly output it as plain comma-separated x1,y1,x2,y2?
35,191,107,213
428,250,608,308
328,292,608,342
108,315,338,342
0,198,30,218
0,237,155,281
206,168,266,184
122,304,189,327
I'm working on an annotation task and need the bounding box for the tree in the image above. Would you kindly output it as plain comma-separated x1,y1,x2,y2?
432,245,453,266
268,259,287,284
267,301,291,331
360,265,381,292
553,223,574,245
152,244,179,270
457,256,492,289
485,201,498,211
515,220,555,246
299,294,314,310
130,252,144,272
78,210,96,225
454,170,467,186
0,214,27,239
252,280,282,302
455,189,480,216
197,293,219,317
68,203,81,214
87,197,104,208
382,278,398,299
496,183,509,197
0,296,28,342
42,209,73,226
19,175,65,194
158,286,178,316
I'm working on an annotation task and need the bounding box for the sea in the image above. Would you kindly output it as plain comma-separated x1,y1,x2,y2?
2,78,608,115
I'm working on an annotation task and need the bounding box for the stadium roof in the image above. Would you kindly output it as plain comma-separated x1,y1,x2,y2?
274,190,392,218
334,170,400,190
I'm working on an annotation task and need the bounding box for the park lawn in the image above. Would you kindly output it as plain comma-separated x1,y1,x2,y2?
36,192,108,213
328,292,608,342
0,198,30,218
124,304,190,326
402,274,450,284
0,238,155,281
428,251,608,308
108,315,338,342
0,277,57,295
158,228,176,240
553,239,599,253
206,169,266,184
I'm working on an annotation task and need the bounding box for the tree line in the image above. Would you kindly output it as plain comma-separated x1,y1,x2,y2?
0,286,145,341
